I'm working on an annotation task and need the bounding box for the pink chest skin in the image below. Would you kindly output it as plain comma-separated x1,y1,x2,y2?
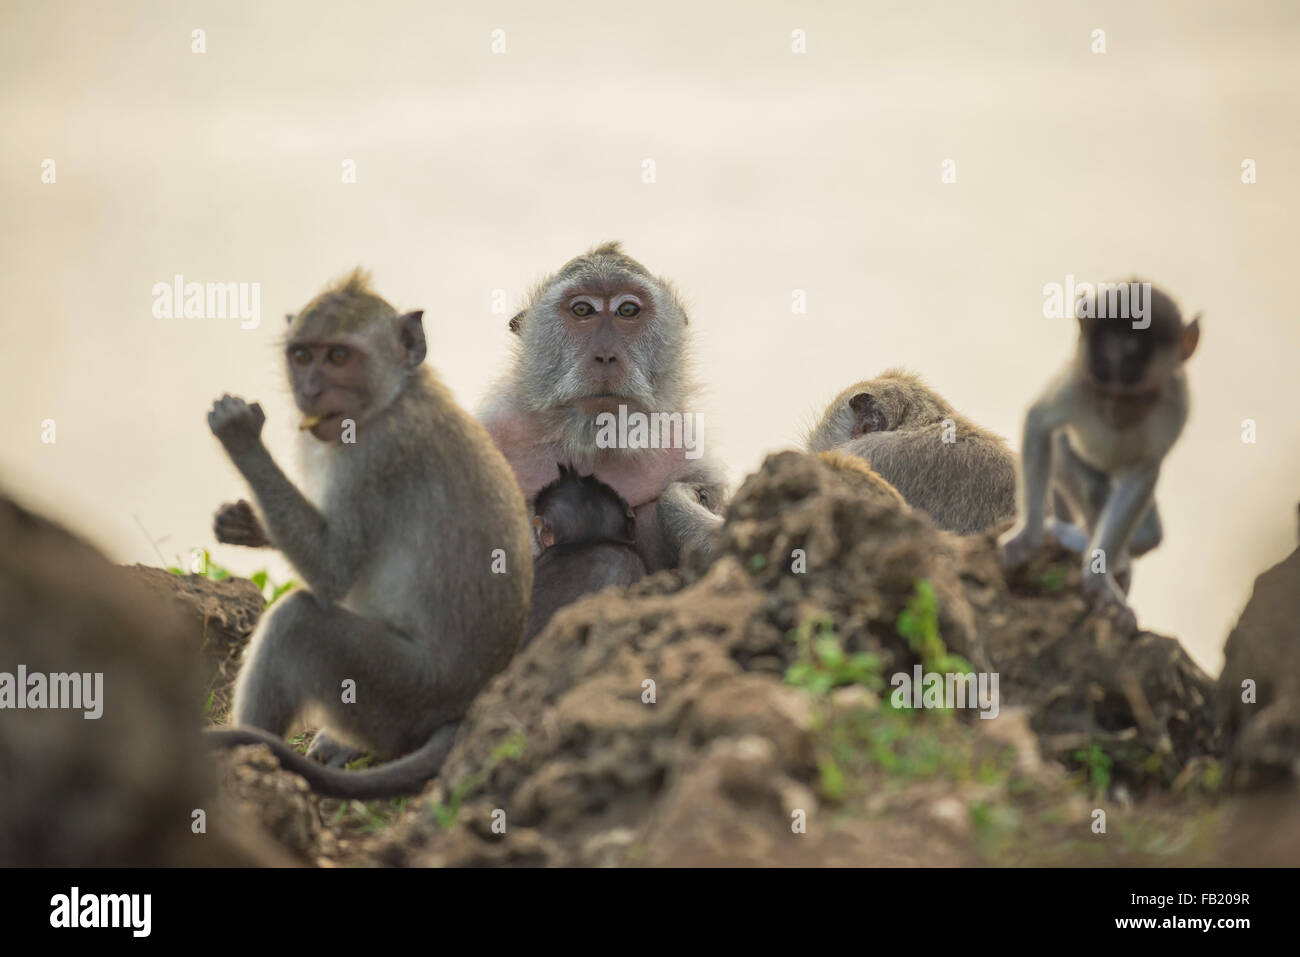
483,411,695,508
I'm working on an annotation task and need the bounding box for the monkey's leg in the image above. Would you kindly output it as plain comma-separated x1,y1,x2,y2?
1126,503,1163,557
1000,404,1059,567
1043,434,1107,553
1082,470,1158,632
1108,504,1160,595
232,591,443,758
306,731,365,768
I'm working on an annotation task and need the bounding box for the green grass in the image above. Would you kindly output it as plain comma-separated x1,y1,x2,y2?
785,614,885,696
426,732,528,831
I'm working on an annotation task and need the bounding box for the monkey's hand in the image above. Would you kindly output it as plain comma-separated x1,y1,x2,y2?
213,499,270,547
208,394,267,456
998,521,1042,569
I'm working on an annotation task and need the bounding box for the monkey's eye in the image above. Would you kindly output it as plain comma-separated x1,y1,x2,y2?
616,301,640,318
327,346,350,366
290,346,312,366
571,302,595,318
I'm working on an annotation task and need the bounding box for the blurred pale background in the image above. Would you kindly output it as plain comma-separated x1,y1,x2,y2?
2,0,1296,674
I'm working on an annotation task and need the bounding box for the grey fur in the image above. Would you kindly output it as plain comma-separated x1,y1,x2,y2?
807,369,1017,535
207,283,532,798
999,281,1199,632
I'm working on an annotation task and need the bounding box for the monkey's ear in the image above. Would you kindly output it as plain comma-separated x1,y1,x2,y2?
1180,313,1201,362
398,311,427,368
848,392,885,438
508,310,526,335
284,313,295,325
533,515,555,549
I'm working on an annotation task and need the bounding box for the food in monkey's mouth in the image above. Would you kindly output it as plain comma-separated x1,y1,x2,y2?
298,412,342,430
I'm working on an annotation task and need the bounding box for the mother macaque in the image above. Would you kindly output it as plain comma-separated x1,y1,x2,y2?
480,242,726,570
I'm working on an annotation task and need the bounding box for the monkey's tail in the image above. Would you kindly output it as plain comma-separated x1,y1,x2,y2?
206,722,459,800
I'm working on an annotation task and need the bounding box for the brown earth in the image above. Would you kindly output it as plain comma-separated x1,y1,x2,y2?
7,447,1296,866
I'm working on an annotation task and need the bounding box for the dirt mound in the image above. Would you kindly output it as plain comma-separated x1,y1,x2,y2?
362,451,1219,866
128,565,263,721
0,494,273,865
1218,537,1300,789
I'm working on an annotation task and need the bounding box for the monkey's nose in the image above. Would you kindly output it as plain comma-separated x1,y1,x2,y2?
593,353,618,366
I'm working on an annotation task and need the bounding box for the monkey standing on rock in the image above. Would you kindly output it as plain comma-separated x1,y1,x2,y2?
806,369,1017,533
206,269,532,799
480,242,726,571
522,465,647,647
999,281,1200,634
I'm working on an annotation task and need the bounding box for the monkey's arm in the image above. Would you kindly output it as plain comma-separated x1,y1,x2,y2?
1084,469,1158,597
231,448,362,598
658,481,723,561
999,378,1073,567
209,396,361,599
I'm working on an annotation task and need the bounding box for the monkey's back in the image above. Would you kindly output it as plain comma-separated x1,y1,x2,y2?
334,369,534,704
523,543,646,647
844,423,1017,534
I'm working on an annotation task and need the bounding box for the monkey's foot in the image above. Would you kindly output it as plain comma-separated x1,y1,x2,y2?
1043,518,1089,554
997,524,1042,569
306,731,366,769
1083,575,1139,635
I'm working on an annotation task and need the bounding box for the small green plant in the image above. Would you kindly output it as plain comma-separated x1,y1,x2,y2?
785,615,884,695
428,732,528,830
896,580,970,676
1037,567,1066,591
168,549,296,607
1074,742,1113,797
249,569,297,607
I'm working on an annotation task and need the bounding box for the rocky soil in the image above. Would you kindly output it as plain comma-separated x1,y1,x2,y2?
2,452,1297,866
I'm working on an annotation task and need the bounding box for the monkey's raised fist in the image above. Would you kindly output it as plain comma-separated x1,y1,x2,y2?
213,499,269,548
208,394,266,454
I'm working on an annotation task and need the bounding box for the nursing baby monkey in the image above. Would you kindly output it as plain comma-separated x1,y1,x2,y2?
522,465,647,647
206,270,532,799
999,281,1200,633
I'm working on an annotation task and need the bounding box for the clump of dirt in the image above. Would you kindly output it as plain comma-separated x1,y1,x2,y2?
216,744,320,862
349,451,1225,867
128,565,263,721
1217,534,1300,790
0,495,277,865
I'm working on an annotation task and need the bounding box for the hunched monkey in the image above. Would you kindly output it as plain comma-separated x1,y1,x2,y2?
481,242,726,571
815,450,909,509
522,464,647,647
999,281,1200,633
205,269,532,799
806,369,1017,533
